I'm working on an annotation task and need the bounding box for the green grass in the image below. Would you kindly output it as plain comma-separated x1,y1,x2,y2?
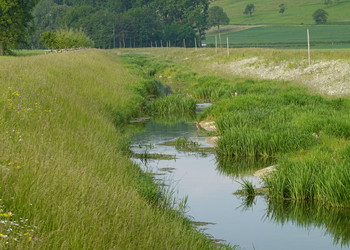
204,25,350,49
150,95,197,115
118,48,350,208
0,50,218,249
212,0,350,25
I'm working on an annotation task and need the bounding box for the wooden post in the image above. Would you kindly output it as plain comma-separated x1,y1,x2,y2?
155,41,158,48
161,40,163,48
307,29,311,65
227,36,230,57
183,39,186,48
195,38,197,51
215,36,218,54
0,41,5,56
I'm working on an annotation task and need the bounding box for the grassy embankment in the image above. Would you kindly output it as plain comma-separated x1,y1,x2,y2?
0,50,219,249
118,48,350,208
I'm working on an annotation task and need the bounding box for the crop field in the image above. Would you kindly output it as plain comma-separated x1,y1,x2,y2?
204,25,350,49
211,0,350,25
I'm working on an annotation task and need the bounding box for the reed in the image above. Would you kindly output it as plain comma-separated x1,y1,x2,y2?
190,76,235,101
150,95,196,115
265,145,350,207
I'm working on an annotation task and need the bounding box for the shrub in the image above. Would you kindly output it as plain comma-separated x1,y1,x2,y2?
40,28,94,50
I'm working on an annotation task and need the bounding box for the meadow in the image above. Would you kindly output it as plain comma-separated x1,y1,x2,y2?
204,25,350,49
0,50,219,249
211,0,350,25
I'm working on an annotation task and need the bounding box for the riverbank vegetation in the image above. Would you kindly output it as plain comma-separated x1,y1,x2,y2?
117,48,350,208
0,50,220,249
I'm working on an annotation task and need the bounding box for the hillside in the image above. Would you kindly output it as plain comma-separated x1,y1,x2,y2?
212,0,350,25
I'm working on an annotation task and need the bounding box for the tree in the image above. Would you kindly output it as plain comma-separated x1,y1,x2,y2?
279,4,286,15
0,0,39,55
243,4,255,16
324,0,333,6
208,6,229,30
312,9,328,24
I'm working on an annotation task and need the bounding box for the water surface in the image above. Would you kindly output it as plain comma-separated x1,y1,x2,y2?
131,115,350,250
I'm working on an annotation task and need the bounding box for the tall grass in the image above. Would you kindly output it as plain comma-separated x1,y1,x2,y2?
0,50,217,249
190,76,235,101
150,95,196,115
265,143,350,207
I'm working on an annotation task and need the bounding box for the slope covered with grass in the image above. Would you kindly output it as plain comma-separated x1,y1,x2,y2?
212,0,350,25
0,50,216,249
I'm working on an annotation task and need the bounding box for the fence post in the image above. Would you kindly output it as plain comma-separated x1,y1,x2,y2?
307,29,311,65
227,36,230,57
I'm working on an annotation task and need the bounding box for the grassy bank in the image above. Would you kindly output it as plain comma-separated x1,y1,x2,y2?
0,50,218,248
115,48,350,208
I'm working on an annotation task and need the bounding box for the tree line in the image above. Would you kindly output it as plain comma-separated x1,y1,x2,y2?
31,0,210,49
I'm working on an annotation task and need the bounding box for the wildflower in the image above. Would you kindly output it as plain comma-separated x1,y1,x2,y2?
0,212,13,217
0,234,8,238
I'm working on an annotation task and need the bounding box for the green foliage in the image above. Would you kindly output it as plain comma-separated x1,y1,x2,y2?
265,147,350,207
40,28,94,49
39,32,57,49
208,6,230,29
150,95,196,115
279,4,286,14
190,76,235,101
32,0,210,48
0,0,39,55
243,4,255,16
175,137,200,149
312,9,328,24
239,179,256,196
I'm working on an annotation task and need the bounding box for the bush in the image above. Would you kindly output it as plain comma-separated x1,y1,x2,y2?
40,28,94,50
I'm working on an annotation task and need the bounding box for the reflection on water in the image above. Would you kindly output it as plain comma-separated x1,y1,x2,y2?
131,113,350,250
216,156,276,178
266,200,350,247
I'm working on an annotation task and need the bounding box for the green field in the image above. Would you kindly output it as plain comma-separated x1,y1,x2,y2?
204,25,350,49
212,0,350,25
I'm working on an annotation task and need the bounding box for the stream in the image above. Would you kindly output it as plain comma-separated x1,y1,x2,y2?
131,104,350,250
